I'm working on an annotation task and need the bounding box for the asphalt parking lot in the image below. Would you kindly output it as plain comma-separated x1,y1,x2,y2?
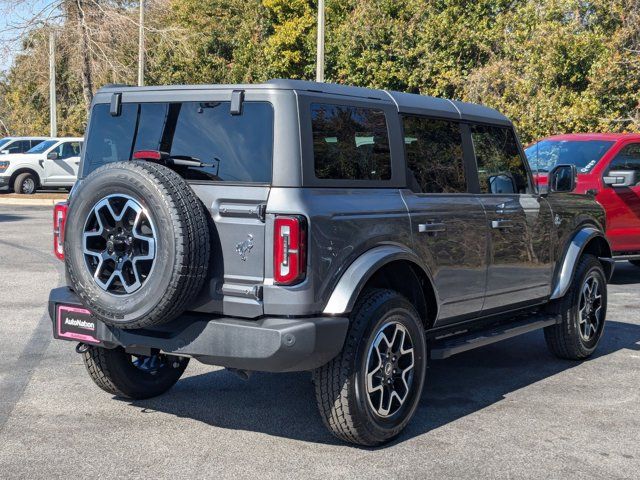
0,205,638,479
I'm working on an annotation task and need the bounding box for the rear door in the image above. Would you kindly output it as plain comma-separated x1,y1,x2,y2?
81,92,275,317
599,142,640,253
470,124,553,311
401,116,488,323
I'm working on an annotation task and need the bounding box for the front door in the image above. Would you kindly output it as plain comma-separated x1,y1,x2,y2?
401,116,488,323
44,141,81,185
470,124,553,311
598,142,640,253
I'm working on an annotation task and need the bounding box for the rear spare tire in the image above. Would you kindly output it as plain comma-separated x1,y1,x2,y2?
65,161,210,329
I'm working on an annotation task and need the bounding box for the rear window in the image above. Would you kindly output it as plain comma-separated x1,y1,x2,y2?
83,101,274,183
311,103,391,181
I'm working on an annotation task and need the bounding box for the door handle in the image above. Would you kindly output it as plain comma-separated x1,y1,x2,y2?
495,203,520,215
418,222,446,234
491,219,514,230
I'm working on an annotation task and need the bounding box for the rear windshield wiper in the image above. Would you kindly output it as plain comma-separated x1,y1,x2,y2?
169,155,213,168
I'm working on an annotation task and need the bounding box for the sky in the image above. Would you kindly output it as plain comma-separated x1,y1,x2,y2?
0,1,54,72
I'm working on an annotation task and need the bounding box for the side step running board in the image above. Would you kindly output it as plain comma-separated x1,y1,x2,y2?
430,315,560,360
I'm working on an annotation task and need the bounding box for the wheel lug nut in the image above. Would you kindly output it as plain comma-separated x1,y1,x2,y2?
387,379,392,384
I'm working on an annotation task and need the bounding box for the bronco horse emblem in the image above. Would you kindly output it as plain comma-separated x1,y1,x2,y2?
235,234,254,261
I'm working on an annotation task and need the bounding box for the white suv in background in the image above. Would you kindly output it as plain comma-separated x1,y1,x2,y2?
0,137,84,194
0,137,49,155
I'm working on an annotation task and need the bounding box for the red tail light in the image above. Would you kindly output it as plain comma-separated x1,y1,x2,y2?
53,202,69,261
133,150,167,162
274,215,307,285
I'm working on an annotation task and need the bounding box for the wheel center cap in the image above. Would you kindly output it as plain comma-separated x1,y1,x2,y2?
384,362,393,376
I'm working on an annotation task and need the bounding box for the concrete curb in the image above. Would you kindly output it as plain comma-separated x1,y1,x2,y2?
0,198,64,207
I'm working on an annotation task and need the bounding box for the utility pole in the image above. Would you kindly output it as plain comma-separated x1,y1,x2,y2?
137,0,145,86
316,0,325,82
49,29,57,137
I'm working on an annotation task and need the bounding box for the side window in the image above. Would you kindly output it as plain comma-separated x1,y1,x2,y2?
59,142,80,159
52,143,65,158
402,116,466,193
8,140,30,153
607,143,640,181
311,103,391,181
471,125,529,194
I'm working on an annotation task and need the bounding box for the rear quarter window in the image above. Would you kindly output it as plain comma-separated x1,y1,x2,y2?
311,103,391,181
83,101,274,183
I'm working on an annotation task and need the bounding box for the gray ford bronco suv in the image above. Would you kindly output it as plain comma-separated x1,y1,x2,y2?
49,80,613,446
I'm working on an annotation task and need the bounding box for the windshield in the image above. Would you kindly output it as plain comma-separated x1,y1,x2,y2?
525,140,614,173
0,138,11,148
27,140,57,154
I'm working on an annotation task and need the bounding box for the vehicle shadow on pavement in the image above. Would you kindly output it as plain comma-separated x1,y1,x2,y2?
0,213,29,223
129,318,640,448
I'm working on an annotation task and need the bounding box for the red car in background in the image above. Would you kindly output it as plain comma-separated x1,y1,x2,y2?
525,133,640,266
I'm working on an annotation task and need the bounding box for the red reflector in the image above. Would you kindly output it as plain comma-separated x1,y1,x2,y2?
53,202,69,261
274,215,307,285
133,150,163,161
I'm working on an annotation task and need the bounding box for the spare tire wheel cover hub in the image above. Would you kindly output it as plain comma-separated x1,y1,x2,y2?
82,194,157,295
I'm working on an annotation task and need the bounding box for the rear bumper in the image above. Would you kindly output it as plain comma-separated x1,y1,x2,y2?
48,287,349,373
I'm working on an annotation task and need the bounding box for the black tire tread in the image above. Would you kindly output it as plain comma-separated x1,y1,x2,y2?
313,289,402,446
82,346,188,399
544,254,605,360
83,346,129,397
67,161,210,329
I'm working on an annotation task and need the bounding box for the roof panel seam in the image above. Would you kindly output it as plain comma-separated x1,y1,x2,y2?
383,90,400,111
446,99,462,119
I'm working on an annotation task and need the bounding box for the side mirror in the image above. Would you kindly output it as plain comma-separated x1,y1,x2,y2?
0,150,9,155
47,151,58,160
548,164,577,193
488,173,517,194
603,170,636,188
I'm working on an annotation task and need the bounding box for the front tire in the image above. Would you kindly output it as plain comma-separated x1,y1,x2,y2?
313,289,427,446
544,254,607,360
13,172,37,194
83,346,189,399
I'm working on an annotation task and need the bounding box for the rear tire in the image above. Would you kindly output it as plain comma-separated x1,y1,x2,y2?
313,289,427,446
13,172,37,194
83,346,189,400
544,254,607,360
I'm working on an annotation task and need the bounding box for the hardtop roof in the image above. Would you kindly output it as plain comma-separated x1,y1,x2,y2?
97,79,512,126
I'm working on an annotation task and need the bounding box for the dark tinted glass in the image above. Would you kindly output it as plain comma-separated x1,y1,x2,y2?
525,140,614,173
84,103,137,170
471,125,529,194
311,103,391,181
608,143,640,176
403,116,466,193
84,101,273,183
58,142,81,159
7,140,31,153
